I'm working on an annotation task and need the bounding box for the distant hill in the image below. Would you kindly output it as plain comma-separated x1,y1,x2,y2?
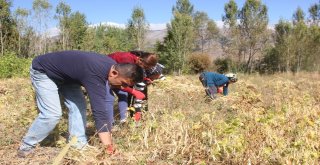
145,29,167,48
144,28,224,59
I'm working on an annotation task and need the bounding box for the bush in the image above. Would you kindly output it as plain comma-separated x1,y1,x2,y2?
0,52,32,78
258,48,281,74
187,53,211,73
213,57,233,73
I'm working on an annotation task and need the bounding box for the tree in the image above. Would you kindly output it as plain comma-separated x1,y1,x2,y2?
174,0,194,15
68,11,87,50
293,7,305,25
291,8,307,72
32,0,52,55
127,7,149,50
23,26,37,57
222,0,238,28
308,2,320,25
0,0,16,56
55,1,71,50
193,11,219,53
103,26,132,53
222,0,241,69
14,8,30,56
274,19,292,72
93,24,106,52
207,20,219,44
238,0,269,73
156,0,195,74
306,25,320,71
81,27,95,51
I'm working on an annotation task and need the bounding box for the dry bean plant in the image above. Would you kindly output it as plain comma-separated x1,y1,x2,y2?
0,73,319,164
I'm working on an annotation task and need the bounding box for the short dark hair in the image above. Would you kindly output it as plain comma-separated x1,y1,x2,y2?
114,63,144,83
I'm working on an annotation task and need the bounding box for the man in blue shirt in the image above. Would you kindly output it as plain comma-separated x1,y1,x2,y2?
199,72,238,99
18,50,144,157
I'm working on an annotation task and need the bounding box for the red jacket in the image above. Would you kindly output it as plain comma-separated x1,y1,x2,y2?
108,52,138,64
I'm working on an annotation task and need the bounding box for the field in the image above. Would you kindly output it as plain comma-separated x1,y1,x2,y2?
0,73,319,164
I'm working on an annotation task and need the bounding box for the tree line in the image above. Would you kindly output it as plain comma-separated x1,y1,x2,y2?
0,0,319,77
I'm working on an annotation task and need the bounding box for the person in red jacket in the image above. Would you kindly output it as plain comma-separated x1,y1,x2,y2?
107,51,158,124
127,63,165,123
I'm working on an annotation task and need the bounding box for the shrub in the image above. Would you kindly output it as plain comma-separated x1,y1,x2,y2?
187,53,211,73
0,52,32,78
213,57,233,73
258,48,281,74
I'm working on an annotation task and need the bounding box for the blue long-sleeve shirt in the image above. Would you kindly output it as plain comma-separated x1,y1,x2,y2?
32,50,116,132
202,72,229,96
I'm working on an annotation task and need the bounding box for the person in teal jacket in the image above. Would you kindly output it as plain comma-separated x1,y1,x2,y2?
199,72,238,99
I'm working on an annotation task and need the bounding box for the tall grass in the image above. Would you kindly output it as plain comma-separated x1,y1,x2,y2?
0,73,319,164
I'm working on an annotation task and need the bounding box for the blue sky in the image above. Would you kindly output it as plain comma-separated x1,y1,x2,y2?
11,0,319,30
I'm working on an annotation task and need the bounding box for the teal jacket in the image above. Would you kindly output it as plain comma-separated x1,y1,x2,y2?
201,72,229,96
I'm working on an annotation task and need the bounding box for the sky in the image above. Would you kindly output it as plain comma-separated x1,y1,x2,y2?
11,0,320,30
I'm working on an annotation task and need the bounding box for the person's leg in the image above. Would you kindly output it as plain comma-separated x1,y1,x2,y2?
115,89,128,122
59,84,87,149
206,85,217,99
126,92,135,118
19,67,62,155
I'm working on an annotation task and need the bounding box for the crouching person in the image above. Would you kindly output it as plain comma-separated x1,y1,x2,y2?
127,63,165,123
18,50,143,157
199,72,237,99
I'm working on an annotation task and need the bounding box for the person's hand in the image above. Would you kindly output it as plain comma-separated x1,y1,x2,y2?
217,86,223,94
105,144,116,155
121,87,145,99
134,112,142,122
143,77,153,85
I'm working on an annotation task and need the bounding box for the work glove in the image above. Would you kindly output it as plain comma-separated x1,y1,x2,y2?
105,144,116,155
121,87,145,99
217,86,223,94
134,112,142,122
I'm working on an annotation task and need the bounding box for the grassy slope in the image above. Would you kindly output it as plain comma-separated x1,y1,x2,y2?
0,73,319,164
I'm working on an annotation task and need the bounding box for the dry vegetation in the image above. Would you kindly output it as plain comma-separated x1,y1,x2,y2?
0,73,320,164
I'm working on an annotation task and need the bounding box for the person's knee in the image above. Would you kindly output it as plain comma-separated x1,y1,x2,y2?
65,100,86,112
39,110,62,123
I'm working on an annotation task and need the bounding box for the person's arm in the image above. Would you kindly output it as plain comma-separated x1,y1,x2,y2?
84,79,113,145
121,87,145,99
